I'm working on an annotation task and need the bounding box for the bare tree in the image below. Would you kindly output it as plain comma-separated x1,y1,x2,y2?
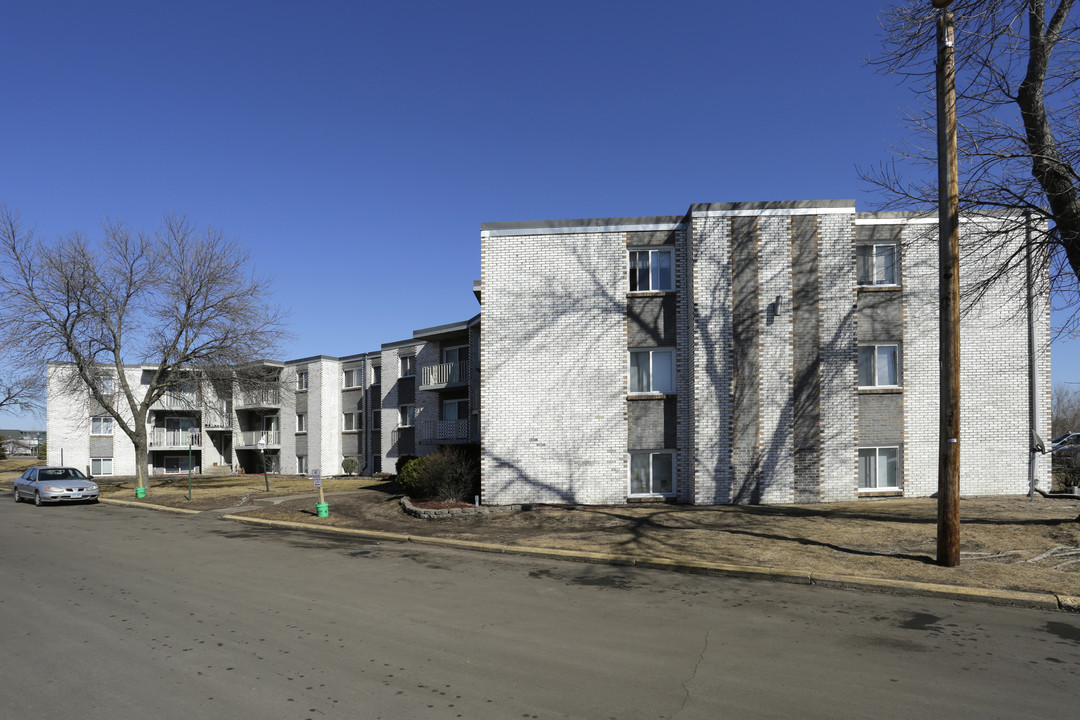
0,203,288,488
865,1,1079,327
0,357,42,415
1053,383,1080,436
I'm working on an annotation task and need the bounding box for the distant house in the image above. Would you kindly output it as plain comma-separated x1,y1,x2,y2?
1,430,44,456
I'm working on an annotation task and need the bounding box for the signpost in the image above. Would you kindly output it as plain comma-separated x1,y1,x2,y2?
187,426,199,501
314,469,329,517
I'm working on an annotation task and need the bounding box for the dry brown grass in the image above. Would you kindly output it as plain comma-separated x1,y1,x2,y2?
96,473,386,511
0,456,40,482
240,490,1080,597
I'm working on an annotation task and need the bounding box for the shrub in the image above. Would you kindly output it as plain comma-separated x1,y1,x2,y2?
341,457,359,476
396,455,433,497
420,448,480,502
395,454,417,476
37,441,47,461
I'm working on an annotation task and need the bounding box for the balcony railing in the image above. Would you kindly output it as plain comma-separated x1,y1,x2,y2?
149,429,202,448
420,361,468,388
418,419,473,444
239,430,281,447
236,389,281,408
154,392,197,410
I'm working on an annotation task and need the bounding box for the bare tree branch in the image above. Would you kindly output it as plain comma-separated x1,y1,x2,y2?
864,1,1080,334
0,203,291,486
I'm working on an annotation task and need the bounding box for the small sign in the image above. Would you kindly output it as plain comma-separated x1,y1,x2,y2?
312,469,321,488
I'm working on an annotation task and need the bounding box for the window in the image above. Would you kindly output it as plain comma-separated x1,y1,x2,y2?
629,248,673,292
629,451,675,496
859,447,899,490
343,368,363,388
400,356,416,378
857,244,898,286
97,376,115,394
343,412,361,432
372,365,381,385
443,399,468,421
629,349,674,394
297,455,308,475
443,346,468,364
399,404,415,427
372,410,382,429
91,458,113,476
296,413,307,433
91,416,113,435
858,344,900,387
297,370,309,391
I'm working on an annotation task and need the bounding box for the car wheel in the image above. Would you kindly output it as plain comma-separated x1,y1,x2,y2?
34,491,42,507
13,488,20,503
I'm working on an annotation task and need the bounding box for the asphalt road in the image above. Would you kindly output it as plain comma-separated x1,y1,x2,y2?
3,500,1080,720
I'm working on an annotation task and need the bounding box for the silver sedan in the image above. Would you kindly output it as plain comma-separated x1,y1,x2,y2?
13,466,100,506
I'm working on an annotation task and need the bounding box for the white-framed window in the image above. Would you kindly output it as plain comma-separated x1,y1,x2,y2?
629,349,675,394
859,447,899,490
343,412,361,432
90,416,114,436
296,413,307,433
400,356,416,378
629,451,675,496
629,248,674,292
857,243,899,286
371,365,381,385
858,343,900,388
399,404,415,427
297,455,308,475
343,368,362,388
296,370,309,391
91,457,113,476
97,375,115,394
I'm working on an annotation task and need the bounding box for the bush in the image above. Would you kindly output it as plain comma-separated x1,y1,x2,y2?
37,441,47,461
397,448,480,503
341,457,359,476
396,455,432,497
395,454,417,476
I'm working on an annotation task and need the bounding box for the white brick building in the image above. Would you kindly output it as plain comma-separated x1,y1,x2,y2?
46,199,1050,505
479,200,1051,505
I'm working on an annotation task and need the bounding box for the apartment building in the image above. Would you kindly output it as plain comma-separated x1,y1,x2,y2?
46,317,481,481
478,200,1050,505
46,198,1049,505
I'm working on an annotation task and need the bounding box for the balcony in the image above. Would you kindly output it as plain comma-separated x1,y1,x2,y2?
418,419,474,444
419,361,469,390
153,392,197,410
149,429,202,448
236,389,281,409
238,430,281,448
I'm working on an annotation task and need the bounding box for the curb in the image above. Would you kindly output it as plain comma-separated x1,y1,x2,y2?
100,497,202,515
220,514,1076,613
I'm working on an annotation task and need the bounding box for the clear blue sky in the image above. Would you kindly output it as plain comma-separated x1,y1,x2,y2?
1,1,1075,430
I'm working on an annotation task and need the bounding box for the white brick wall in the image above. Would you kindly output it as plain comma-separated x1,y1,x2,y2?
481,230,628,504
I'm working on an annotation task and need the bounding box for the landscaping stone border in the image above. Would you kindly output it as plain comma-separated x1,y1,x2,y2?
400,496,527,519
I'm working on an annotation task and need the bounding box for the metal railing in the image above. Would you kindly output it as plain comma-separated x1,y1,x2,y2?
420,361,468,387
149,429,202,447
237,389,281,407
239,430,281,447
154,392,197,409
418,419,472,443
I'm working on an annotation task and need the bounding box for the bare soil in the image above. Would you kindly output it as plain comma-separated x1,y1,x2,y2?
11,465,1080,597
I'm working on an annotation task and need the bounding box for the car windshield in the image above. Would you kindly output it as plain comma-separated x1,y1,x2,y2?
38,468,87,481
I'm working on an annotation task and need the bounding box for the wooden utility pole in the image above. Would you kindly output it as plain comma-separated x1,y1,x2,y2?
935,1,961,567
